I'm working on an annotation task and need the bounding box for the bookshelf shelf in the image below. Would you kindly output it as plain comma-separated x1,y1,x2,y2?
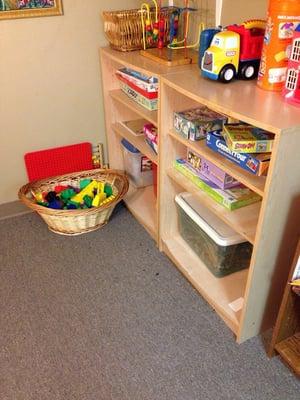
112,122,158,164
110,90,158,127
168,129,266,197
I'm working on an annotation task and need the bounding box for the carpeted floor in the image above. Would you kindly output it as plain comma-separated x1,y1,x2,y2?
0,205,299,400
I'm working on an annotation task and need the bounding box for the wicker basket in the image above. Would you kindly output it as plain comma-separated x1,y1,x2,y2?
102,7,174,52
18,169,129,236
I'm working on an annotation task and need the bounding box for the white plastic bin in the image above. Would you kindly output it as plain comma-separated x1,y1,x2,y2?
121,138,153,188
175,192,252,277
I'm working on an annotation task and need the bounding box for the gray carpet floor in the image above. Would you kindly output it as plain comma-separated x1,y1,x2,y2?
0,205,299,400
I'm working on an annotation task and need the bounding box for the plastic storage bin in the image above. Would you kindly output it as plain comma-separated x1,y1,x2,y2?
121,138,153,188
175,192,252,277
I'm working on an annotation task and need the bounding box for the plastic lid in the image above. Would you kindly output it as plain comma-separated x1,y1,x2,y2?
121,138,140,153
175,192,247,246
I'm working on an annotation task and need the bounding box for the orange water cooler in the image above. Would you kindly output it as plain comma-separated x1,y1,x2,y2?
257,0,300,91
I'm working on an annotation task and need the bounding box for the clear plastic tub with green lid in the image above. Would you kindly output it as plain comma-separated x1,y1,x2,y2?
175,192,252,277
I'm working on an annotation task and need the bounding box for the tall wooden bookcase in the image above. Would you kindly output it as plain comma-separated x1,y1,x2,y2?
100,47,300,343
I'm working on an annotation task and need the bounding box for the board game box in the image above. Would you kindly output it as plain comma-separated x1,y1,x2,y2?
117,68,158,93
222,124,274,153
186,148,240,190
143,123,158,154
206,131,270,176
173,107,227,141
119,81,158,111
174,159,261,211
116,73,158,100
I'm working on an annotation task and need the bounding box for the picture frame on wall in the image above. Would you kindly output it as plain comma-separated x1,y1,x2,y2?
0,0,63,20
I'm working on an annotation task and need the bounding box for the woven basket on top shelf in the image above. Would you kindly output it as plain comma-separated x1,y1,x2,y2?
102,8,174,52
18,169,129,236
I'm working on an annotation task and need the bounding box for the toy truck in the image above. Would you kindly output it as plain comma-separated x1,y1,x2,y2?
201,20,266,83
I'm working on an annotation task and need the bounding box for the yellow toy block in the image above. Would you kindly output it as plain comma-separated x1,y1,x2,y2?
99,194,116,207
97,182,105,194
71,180,98,204
92,192,106,207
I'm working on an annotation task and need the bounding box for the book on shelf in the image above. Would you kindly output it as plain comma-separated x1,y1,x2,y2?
174,158,261,211
223,124,274,153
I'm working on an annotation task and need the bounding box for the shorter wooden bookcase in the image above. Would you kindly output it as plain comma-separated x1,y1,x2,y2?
269,239,300,376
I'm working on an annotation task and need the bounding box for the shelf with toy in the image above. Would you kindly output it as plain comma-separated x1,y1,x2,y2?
124,182,157,241
167,167,260,244
112,122,158,164
160,65,300,134
110,89,158,127
168,129,266,197
162,233,248,335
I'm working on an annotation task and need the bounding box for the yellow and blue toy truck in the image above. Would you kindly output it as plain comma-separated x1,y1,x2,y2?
201,20,265,83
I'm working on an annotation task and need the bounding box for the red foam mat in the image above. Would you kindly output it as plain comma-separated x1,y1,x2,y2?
24,142,93,182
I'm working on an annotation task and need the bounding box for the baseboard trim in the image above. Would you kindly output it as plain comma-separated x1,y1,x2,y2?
0,200,32,221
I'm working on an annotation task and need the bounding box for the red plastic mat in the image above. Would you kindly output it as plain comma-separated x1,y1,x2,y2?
24,142,93,182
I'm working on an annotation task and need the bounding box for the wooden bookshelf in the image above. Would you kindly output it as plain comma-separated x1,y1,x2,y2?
100,48,300,343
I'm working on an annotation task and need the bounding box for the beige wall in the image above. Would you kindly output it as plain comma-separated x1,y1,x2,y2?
218,0,267,26
0,0,140,204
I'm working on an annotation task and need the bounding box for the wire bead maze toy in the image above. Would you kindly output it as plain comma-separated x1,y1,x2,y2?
140,0,203,66
140,0,165,50
168,1,205,52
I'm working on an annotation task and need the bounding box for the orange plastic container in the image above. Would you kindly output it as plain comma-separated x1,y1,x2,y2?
257,0,300,91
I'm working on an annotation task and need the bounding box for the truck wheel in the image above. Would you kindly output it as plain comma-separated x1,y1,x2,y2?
240,64,256,80
219,65,235,83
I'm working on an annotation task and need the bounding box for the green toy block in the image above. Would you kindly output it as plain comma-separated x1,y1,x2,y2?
80,179,92,190
60,188,76,201
67,200,81,209
83,195,93,208
104,183,113,197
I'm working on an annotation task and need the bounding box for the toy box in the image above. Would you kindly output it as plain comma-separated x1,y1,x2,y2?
186,148,239,190
206,131,270,176
173,107,227,141
143,123,158,154
116,68,158,93
222,124,274,153
119,81,158,111
174,159,261,211
175,192,252,277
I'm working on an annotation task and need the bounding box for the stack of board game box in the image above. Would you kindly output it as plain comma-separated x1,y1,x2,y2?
116,67,158,111
206,124,273,176
174,156,261,211
173,108,276,211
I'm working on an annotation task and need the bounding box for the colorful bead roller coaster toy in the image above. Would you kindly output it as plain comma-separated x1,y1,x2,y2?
140,0,203,66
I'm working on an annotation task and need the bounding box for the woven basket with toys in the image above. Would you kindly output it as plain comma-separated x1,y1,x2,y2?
18,169,129,236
